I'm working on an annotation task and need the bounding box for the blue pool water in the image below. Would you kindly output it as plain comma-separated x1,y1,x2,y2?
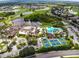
47,27,62,34
47,27,54,33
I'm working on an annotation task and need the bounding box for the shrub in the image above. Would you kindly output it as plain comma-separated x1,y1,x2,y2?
0,12,15,17
36,45,71,53
17,45,22,49
31,39,37,45
17,43,26,49
18,34,26,38
74,43,79,49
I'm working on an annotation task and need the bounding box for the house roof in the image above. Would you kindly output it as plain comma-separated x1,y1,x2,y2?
71,16,79,19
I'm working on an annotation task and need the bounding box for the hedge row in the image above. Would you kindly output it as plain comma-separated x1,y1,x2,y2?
36,45,72,53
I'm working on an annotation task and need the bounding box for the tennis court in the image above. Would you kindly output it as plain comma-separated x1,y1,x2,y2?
42,38,67,48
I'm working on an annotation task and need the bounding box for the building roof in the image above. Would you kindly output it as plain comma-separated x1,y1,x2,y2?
0,17,4,20
25,21,41,26
70,16,79,19
23,12,33,15
12,18,25,25
0,23,5,26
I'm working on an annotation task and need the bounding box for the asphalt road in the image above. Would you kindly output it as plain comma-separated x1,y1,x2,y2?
34,50,79,58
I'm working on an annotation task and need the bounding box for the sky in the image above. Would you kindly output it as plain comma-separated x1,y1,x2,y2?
49,0,79,2
57,0,79,1
0,0,79,2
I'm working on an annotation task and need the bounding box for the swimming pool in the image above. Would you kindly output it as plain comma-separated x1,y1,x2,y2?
47,27,62,34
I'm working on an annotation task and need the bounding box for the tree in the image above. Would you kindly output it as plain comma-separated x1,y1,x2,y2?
20,13,23,17
19,46,35,57
70,36,74,39
31,39,37,45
